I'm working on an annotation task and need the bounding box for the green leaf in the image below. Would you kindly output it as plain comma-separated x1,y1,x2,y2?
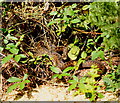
8,29,15,34
82,5,89,10
52,74,59,79
71,19,80,23
4,39,8,44
1,54,14,64
50,11,58,15
71,3,77,8
5,43,16,50
21,59,28,63
28,51,34,58
29,58,35,62
9,48,19,54
72,76,79,82
7,77,22,82
98,93,104,99
91,51,98,60
24,80,30,83
9,36,18,40
15,41,21,47
81,51,87,58
103,77,113,86
50,66,61,73
68,80,76,84
63,67,74,73
58,75,62,79
14,55,21,62
98,50,105,60
61,73,70,76
68,46,80,60
0,47,4,52
19,54,26,58
20,35,25,41
7,83,19,93
68,83,77,91
66,9,74,16
23,74,28,81
19,82,25,90
6,34,18,40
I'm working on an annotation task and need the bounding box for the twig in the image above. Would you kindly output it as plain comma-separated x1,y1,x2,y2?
73,28,103,35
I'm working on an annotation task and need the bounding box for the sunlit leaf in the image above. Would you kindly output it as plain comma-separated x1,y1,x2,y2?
7,83,19,93
1,54,14,64
50,11,58,15
0,47,4,52
4,39,8,44
50,66,61,73
7,77,22,82
9,48,19,54
71,19,80,23
68,83,77,91
14,55,21,62
82,5,89,10
24,80,30,83
68,46,80,60
52,74,59,79
81,51,87,58
63,67,74,73
19,82,25,90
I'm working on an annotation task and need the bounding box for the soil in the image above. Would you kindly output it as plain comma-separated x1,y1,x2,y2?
1,83,118,101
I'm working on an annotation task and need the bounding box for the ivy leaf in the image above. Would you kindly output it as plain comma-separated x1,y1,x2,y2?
7,83,19,93
7,77,22,82
50,66,61,73
1,54,14,64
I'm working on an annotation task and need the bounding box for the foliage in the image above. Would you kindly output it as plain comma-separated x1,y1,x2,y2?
50,66,74,79
7,74,30,93
1,2,119,101
85,2,119,50
103,65,120,92
48,3,80,36
68,65,104,101
0,28,26,64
